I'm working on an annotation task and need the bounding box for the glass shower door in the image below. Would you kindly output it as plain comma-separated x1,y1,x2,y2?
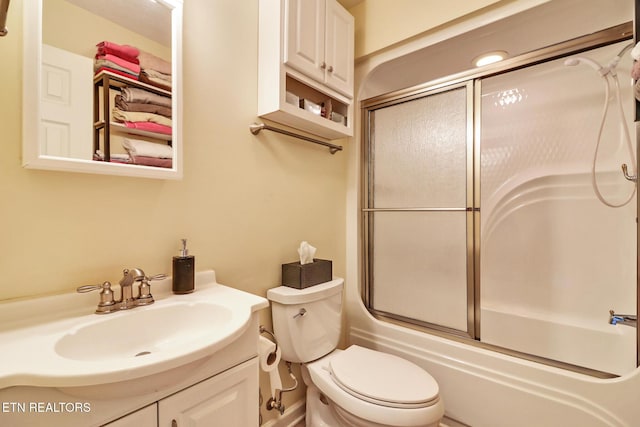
365,83,474,335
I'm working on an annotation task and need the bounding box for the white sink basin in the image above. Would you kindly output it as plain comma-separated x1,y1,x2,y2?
55,302,233,362
0,270,268,388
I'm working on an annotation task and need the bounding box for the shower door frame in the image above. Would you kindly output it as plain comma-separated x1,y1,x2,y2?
362,80,477,339
360,22,637,377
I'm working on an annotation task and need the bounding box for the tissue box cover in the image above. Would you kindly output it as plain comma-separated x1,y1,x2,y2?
282,259,332,289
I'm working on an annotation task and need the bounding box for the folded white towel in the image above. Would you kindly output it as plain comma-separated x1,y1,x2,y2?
95,150,130,161
122,138,173,159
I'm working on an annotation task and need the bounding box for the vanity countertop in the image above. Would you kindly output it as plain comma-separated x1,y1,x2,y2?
0,270,268,389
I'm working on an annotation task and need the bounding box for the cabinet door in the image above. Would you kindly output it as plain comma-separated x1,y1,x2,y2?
102,404,157,427
284,0,325,83
158,358,259,427
324,0,354,97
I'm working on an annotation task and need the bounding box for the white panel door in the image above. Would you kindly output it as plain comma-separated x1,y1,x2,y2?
41,44,93,160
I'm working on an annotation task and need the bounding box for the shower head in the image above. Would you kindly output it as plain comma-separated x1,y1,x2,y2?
564,57,606,75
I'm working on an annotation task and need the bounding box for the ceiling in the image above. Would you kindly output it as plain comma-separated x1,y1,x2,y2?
64,0,172,47
64,0,360,48
61,0,632,97
362,0,634,99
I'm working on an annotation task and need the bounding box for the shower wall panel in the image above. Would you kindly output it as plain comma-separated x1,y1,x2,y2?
479,41,637,374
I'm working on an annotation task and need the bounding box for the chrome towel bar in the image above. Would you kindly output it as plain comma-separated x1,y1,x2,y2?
0,0,9,36
249,123,343,154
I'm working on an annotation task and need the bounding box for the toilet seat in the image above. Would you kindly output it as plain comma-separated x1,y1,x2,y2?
329,345,440,409
306,346,444,427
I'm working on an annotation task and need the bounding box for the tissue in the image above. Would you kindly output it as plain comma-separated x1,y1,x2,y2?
258,336,282,398
282,241,332,288
298,241,316,265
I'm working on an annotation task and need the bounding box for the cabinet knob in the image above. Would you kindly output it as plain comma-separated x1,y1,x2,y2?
327,65,334,73
320,61,326,69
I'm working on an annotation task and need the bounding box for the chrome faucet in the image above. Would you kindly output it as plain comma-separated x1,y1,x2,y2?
118,268,146,310
77,268,166,314
609,310,637,328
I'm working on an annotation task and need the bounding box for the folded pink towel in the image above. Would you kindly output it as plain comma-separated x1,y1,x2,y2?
124,121,172,135
94,66,139,81
96,41,139,63
133,156,172,168
96,54,141,75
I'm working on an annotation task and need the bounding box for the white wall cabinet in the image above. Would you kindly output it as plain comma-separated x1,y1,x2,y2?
258,0,354,140
284,0,354,97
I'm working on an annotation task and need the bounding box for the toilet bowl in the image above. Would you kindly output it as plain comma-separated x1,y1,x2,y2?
267,278,444,427
305,346,444,426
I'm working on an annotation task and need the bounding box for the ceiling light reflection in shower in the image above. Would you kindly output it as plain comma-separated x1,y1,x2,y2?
492,88,528,108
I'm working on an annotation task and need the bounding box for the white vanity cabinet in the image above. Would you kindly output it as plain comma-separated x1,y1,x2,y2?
103,405,157,427
258,0,354,140
0,271,268,427
102,359,258,427
158,358,258,427
285,0,354,97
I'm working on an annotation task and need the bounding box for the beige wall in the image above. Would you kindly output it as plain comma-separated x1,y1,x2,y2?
350,0,504,58
0,0,518,421
3,0,349,418
1,0,347,302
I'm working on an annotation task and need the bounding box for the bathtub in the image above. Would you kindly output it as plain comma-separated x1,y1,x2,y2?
347,1,640,423
480,305,636,376
480,170,636,376
346,169,638,425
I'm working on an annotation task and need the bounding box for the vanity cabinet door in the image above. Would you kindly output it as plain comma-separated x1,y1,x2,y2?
158,358,259,427
102,404,157,427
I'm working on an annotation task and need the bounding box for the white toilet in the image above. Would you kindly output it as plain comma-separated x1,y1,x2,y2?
267,278,445,427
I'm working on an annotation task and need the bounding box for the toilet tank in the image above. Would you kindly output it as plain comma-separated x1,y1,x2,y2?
267,278,344,363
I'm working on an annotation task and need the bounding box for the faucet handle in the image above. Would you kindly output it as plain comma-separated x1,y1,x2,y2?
77,282,105,293
77,281,116,314
136,273,167,306
77,281,113,296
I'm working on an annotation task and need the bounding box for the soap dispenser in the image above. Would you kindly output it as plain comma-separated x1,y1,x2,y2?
172,239,195,294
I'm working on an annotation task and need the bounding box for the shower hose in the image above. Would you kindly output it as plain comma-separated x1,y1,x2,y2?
565,45,637,208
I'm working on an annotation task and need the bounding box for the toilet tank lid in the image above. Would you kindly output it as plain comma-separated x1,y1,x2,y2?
267,278,344,304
